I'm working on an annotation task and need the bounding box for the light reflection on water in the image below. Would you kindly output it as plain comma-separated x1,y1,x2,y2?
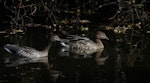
0,28,150,83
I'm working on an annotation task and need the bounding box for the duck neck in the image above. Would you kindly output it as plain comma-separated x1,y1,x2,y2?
95,39,104,49
40,44,52,57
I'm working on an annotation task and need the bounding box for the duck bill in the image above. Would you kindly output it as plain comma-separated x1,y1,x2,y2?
106,37,109,40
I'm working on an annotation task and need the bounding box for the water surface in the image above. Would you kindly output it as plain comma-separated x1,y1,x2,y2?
0,28,150,83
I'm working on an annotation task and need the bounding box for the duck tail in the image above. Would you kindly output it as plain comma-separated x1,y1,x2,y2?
4,44,20,54
4,46,13,53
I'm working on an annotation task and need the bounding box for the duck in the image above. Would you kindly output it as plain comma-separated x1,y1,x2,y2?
50,31,109,54
4,56,49,67
4,44,51,58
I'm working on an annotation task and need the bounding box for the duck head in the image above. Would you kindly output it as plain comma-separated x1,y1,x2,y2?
95,31,109,40
50,34,61,42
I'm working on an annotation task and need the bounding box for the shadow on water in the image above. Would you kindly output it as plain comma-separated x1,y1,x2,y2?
0,27,150,83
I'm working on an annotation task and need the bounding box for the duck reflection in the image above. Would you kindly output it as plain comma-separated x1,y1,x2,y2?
4,56,49,67
3,54,66,83
49,70,66,83
92,49,109,65
53,47,109,83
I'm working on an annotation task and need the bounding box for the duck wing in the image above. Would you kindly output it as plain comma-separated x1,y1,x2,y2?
4,44,39,58
60,35,90,47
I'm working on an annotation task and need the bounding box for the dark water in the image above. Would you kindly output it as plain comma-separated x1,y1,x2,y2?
0,28,150,83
